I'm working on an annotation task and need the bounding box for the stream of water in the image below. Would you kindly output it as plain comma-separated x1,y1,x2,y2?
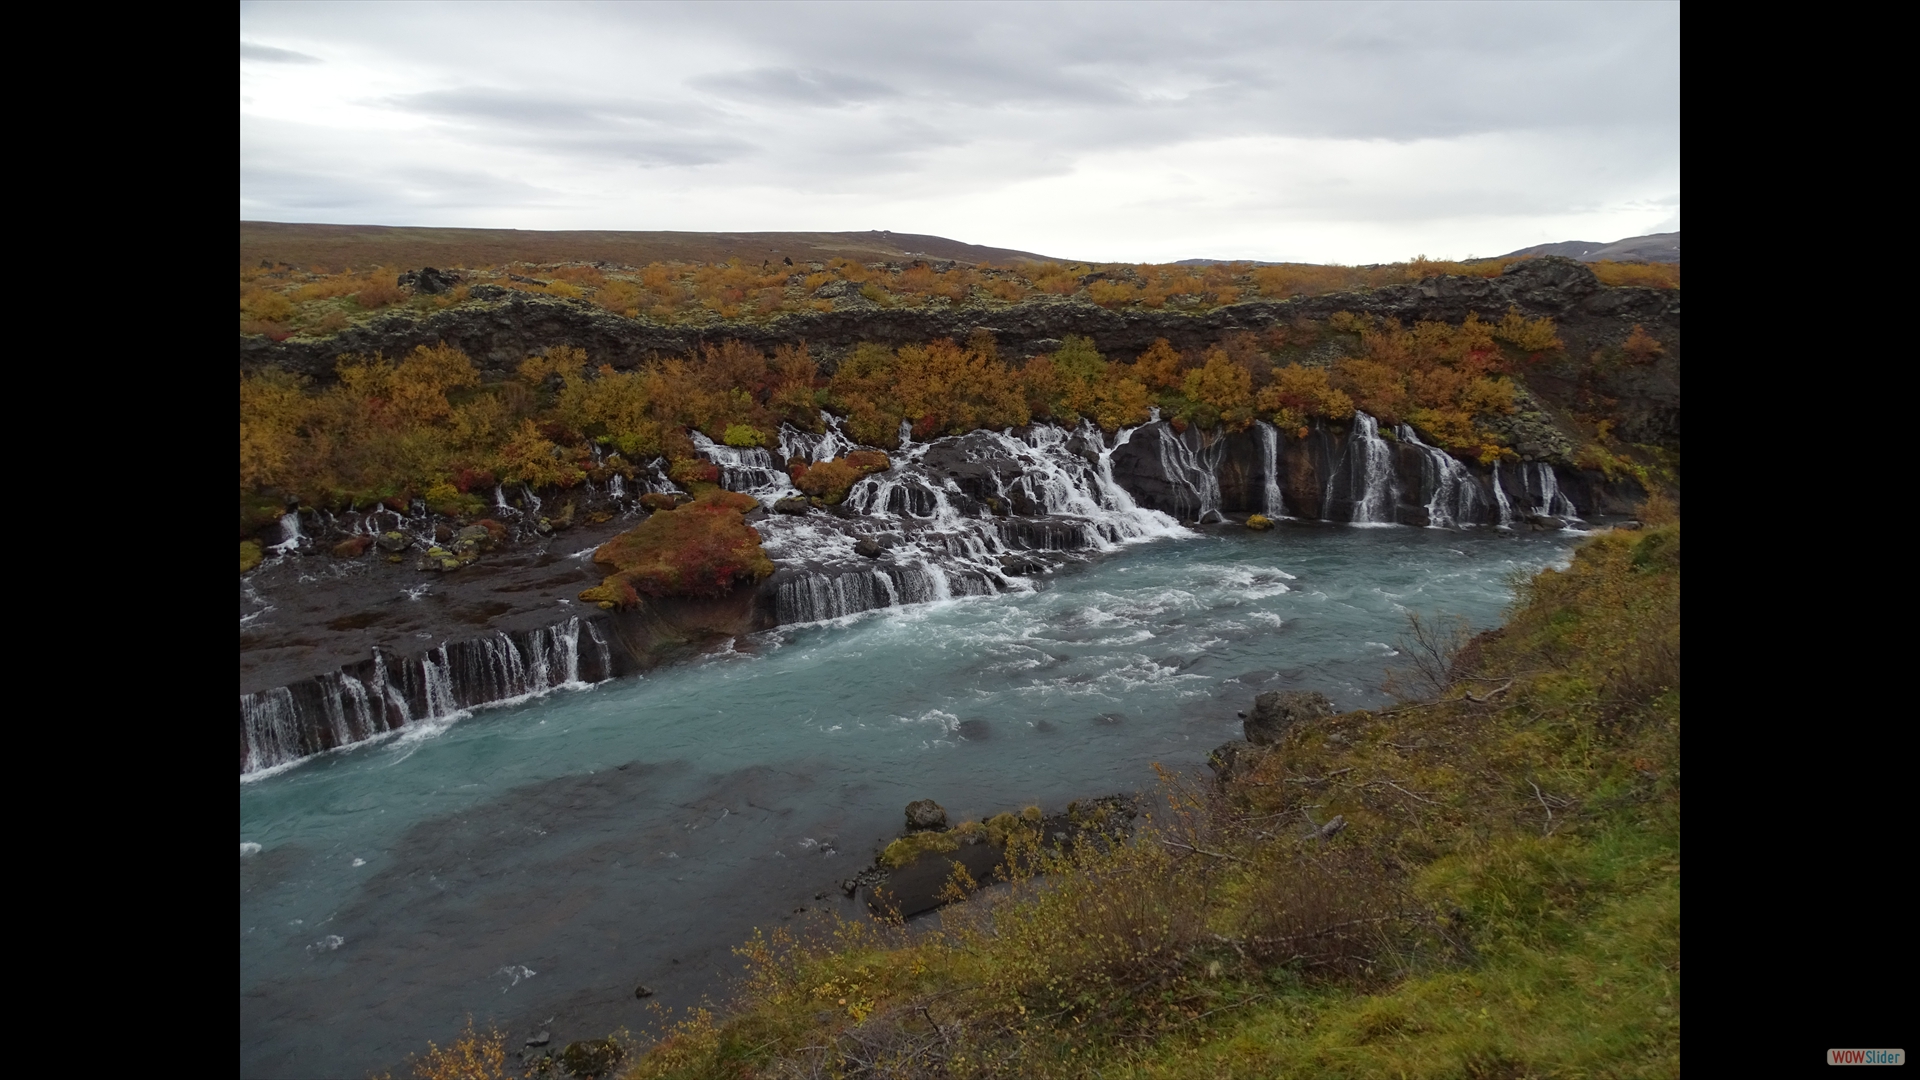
239,523,1579,1078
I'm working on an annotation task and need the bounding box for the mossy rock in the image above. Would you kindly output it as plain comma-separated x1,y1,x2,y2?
558,1038,623,1078
1246,514,1274,531
881,829,961,869
240,541,264,575
332,535,372,558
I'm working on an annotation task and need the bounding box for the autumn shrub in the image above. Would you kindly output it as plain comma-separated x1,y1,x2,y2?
354,275,408,309
582,489,772,602
792,452,889,504
1591,260,1680,289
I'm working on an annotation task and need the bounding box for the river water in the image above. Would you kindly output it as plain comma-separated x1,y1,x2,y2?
239,522,1579,1078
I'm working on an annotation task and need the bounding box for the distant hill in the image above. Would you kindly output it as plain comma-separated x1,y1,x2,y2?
1499,232,1679,264
239,222,1063,270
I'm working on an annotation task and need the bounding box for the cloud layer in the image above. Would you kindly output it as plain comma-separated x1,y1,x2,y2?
239,2,1678,263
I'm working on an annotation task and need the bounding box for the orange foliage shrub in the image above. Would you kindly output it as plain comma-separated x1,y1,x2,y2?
354,275,408,309
1131,339,1184,392
1621,324,1665,363
584,490,773,601
1182,351,1255,428
1591,260,1680,289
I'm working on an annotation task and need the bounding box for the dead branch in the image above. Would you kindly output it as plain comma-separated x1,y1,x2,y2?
1160,839,1250,863
1464,678,1515,704
1369,779,1441,806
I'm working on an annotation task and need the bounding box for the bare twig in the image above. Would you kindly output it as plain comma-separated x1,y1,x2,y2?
1284,767,1355,786
1160,839,1250,863
1370,779,1441,806
1464,678,1515,704
1529,779,1556,836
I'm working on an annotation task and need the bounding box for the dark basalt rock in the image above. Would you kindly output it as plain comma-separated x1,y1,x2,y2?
397,266,460,294
904,799,948,832
1245,690,1334,746
854,536,883,558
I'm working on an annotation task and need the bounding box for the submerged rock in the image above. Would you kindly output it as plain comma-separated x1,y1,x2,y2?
1245,690,1334,746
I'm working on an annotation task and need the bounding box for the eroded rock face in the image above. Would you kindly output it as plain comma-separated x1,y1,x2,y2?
1245,690,1335,746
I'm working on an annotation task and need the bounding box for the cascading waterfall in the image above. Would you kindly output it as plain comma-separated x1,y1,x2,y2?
1254,421,1286,518
690,431,789,496
1490,460,1514,527
240,615,607,777
1519,462,1579,519
1398,425,1482,528
1149,426,1228,523
755,421,1184,627
1325,412,1398,524
270,511,306,554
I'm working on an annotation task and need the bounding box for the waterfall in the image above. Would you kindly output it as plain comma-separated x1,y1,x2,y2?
754,421,1184,627
240,615,609,777
690,430,790,497
1519,462,1579,519
777,413,858,464
270,511,305,555
1397,425,1482,528
1324,413,1398,524
1254,421,1286,518
1490,460,1514,526
1144,425,1226,523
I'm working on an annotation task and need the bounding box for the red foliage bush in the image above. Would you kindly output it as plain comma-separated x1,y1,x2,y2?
584,490,773,601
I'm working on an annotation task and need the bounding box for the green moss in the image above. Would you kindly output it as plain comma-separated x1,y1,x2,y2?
880,830,961,869
240,541,264,574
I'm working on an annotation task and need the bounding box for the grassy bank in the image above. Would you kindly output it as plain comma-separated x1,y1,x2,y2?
398,513,1680,1079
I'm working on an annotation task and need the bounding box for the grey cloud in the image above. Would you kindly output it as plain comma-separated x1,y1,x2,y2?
386,88,751,167
692,67,897,106
240,41,320,64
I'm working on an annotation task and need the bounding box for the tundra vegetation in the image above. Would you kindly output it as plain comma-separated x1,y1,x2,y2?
239,255,1676,342
393,508,1681,1079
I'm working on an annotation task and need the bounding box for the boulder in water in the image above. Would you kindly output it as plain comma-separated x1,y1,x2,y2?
331,535,371,558
376,530,411,553
1245,690,1334,746
905,799,949,832
774,496,811,515
1246,514,1274,531
1526,514,1567,531
855,536,883,558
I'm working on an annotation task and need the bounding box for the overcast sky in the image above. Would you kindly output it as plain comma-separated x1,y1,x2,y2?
239,2,1678,264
